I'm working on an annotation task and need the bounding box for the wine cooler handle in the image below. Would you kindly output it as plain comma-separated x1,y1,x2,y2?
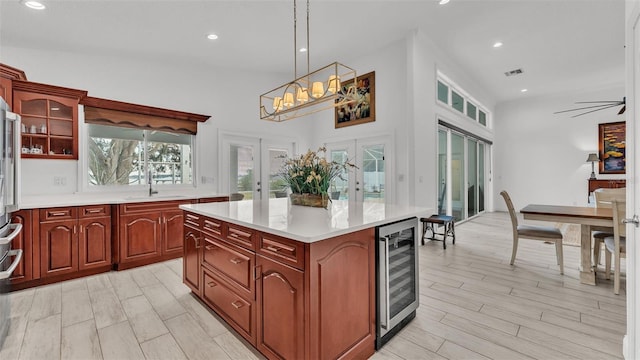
380,235,391,330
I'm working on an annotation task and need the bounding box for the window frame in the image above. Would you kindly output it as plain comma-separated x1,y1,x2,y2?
79,111,197,193
436,72,491,128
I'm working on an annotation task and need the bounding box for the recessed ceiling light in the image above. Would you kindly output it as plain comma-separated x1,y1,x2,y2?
207,34,218,40
493,41,503,48
299,48,307,53
521,89,528,93
439,0,450,4
23,1,46,10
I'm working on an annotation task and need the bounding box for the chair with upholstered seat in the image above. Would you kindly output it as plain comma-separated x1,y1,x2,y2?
592,188,625,266
500,190,564,274
230,193,245,201
604,198,626,295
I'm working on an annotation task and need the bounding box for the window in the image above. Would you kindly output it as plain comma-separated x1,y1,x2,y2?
88,124,193,186
466,102,477,120
451,91,464,113
437,81,449,103
436,72,490,128
479,110,486,126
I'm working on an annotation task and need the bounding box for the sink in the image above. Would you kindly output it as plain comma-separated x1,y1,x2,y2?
124,195,188,200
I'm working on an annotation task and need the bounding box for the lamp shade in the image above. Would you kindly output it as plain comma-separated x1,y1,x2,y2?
586,153,600,162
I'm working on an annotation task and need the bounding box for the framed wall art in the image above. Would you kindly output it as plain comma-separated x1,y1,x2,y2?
335,71,375,128
598,121,626,174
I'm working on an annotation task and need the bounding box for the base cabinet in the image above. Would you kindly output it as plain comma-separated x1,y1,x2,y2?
10,210,35,284
183,215,201,295
39,205,111,278
183,211,375,360
256,255,304,360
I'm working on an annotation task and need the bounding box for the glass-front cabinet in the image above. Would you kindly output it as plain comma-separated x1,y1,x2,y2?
12,81,86,159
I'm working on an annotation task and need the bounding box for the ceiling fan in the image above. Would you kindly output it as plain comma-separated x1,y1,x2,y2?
554,97,625,118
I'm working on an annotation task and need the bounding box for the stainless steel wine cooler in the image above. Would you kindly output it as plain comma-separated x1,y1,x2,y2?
376,217,419,349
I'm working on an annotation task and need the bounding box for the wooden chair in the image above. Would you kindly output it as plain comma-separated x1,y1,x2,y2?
604,199,626,295
592,188,625,266
500,190,564,274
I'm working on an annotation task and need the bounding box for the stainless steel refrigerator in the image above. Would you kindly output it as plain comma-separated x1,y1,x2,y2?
0,96,22,348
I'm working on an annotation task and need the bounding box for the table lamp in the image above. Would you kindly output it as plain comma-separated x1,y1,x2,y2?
586,153,600,180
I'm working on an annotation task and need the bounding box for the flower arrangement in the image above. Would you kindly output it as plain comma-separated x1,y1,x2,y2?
278,147,356,207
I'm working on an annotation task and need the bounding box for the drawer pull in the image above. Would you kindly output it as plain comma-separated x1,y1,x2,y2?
49,211,67,216
207,281,217,287
229,258,243,265
205,245,216,251
85,208,102,213
231,300,244,309
266,246,280,252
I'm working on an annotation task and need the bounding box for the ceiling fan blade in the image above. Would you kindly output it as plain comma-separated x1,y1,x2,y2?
574,100,622,104
618,105,626,115
570,103,622,118
554,102,624,114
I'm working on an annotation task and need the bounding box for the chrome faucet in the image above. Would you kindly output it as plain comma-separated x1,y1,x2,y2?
149,170,158,196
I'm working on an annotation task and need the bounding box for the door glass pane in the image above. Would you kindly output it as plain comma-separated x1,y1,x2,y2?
49,100,72,119
230,144,254,200
452,91,464,113
362,144,385,203
478,143,485,213
330,150,349,200
437,130,448,215
269,148,288,198
467,139,477,217
437,81,449,104
451,133,464,221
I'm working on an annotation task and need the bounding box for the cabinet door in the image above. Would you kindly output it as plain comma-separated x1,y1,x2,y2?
9,210,33,283
119,213,161,263
162,209,184,255
40,219,78,277
256,255,304,360
183,225,201,295
78,217,111,270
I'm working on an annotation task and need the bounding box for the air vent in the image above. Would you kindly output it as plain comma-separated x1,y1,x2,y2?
504,68,524,77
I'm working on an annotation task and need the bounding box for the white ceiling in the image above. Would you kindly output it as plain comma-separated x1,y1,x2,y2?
0,0,625,104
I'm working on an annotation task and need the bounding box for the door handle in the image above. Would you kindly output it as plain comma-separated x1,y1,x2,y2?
623,214,640,227
0,249,23,279
0,223,22,245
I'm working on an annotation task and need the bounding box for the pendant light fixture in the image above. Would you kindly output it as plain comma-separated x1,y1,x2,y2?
260,0,358,122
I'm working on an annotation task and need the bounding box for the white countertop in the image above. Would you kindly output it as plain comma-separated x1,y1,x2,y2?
180,199,432,243
19,190,228,209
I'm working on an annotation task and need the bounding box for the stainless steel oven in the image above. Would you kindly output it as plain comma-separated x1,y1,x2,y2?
376,217,419,349
0,97,22,347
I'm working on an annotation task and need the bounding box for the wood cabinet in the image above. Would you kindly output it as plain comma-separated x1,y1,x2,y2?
9,209,36,284
183,211,376,360
39,205,111,278
116,200,193,269
12,80,87,159
0,63,27,106
183,212,201,296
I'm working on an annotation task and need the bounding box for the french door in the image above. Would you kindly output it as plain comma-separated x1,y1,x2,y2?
437,127,488,221
325,136,392,204
220,134,294,201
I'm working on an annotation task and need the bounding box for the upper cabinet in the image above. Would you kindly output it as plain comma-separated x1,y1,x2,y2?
0,63,28,106
12,80,87,159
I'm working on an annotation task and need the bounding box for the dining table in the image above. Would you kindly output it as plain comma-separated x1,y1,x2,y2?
520,204,613,285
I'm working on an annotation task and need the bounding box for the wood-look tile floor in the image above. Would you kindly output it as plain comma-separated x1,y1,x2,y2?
1,211,626,360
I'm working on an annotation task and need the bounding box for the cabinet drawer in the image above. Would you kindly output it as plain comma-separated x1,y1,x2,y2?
202,217,224,238
202,270,253,339
259,234,305,270
202,237,255,297
79,204,111,218
184,212,200,228
120,200,190,214
40,207,77,221
226,223,256,251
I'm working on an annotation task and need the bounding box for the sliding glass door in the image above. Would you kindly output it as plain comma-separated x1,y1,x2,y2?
438,126,489,221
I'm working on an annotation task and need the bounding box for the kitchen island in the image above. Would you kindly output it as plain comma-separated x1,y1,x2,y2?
180,199,430,360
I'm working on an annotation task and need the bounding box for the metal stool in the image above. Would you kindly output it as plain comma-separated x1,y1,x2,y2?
420,215,455,249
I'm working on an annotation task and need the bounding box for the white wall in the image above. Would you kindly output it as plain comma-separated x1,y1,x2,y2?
494,85,625,210
3,45,314,195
